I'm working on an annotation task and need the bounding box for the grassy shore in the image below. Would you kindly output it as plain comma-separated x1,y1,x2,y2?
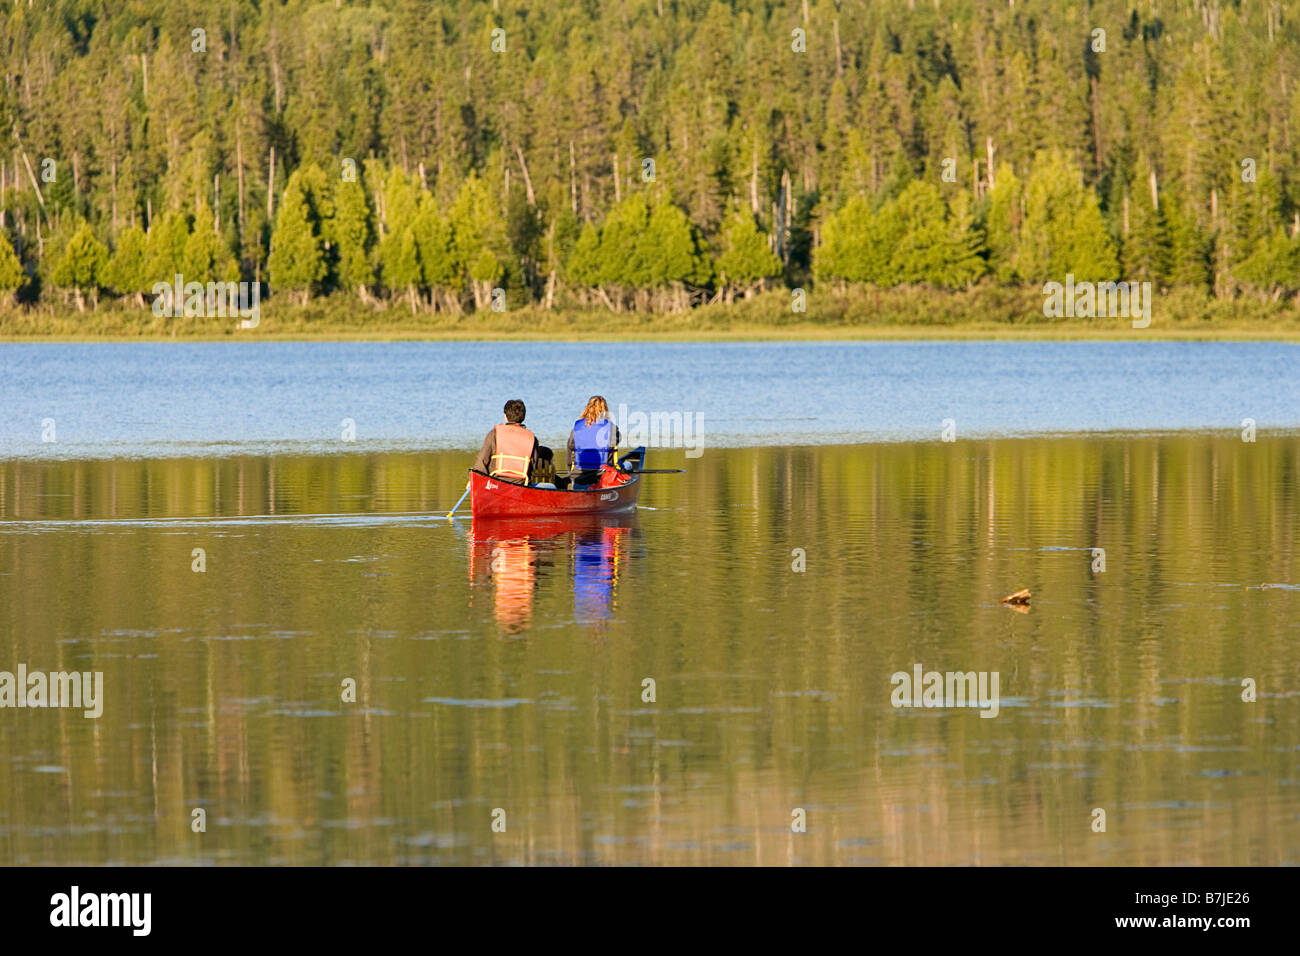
4,286,1300,341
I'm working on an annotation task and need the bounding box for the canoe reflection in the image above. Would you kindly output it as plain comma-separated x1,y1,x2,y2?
468,513,640,632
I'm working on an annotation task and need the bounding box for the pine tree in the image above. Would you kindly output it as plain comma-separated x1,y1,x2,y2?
449,174,506,310
985,164,1024,283
0,231,25,304
51,222,109,310
268,171,327,304
1020,151,1118,283
1235,229,1300,298
328,178,375,300
814,195,901,286
936,192,987,289
145,212,191,287
1163,191,1212,291
1121,161,1171,285
413,193,457,310
890,182,957,285
386,226,422,314
565,222,604,299
378,167,422,305
182,203,231,284
715,208,782,301
643,199,710,310
106,225,149,305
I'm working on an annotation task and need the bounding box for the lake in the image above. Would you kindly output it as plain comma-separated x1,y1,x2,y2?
1,340,1297,458
0,342,1297,865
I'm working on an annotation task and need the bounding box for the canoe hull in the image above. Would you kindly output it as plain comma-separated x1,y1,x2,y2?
468,469,641,518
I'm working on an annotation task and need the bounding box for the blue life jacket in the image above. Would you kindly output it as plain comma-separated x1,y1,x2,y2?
573,418,614,470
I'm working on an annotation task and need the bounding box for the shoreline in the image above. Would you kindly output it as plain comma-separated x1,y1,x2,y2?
5,327,1300,343
5,287,1300,342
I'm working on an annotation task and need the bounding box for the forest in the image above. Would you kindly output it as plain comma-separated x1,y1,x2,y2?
1,0,1298,323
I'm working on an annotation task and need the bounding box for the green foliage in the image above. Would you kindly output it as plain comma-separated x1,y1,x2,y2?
716,209,781,293
413,194,457,291
4,0,1299,312
815,183,985,289
1235,229,1300,296
268,171,327,299
51,222,109,293
329,178,375,293
889,182,984,288
0,232,26,295
182,203,237,283
645,199,710,288
145,213,190,284
385,227,421,292
1120,164,1171,285
985,165,1024,283
1019,151,1118,284
565,222,603,287
106,225,149,296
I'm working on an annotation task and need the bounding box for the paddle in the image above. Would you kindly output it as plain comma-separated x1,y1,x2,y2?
555,468,684,477
446,480,470,519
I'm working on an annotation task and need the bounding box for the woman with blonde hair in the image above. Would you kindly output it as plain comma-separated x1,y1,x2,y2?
567,395,621,483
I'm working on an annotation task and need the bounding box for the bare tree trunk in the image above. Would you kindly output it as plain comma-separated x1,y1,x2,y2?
569,141,578,215
267,146,276,221
515,146,536,206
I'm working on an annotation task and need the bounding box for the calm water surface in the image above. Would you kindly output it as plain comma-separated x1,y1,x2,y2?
1,436,1297,865
1,341,1298,457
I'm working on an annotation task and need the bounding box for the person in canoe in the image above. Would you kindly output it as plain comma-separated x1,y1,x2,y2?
567,395,622,487
473,399,555,486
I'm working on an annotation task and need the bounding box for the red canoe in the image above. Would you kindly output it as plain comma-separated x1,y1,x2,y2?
468,469,641,517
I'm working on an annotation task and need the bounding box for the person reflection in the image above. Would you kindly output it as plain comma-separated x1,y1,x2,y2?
572,523,629,623
469,524,537,634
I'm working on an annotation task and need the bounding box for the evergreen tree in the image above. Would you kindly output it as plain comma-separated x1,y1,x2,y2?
0,232,25,304
985,164,1024,283
715,208,782,301
413,193,457,310
1121,162,1171,285
106,225,150,305
378,167,422,304
565,222,604,295
814,195,902,286
385,226,422,313
1235,229,1300,298
144,212,191,286
643,199,710,309
1020,151,1118,283
50,222,109,310
1164,191,1213,291
182,203,235,284
450,174,507,310
328,178,375,300
268,171,327,304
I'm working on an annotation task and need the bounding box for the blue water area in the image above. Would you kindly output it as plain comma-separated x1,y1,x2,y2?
0,340,1296,458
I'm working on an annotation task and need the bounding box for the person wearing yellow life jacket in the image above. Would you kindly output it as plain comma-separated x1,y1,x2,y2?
567,395,622,486
473,399,548,484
